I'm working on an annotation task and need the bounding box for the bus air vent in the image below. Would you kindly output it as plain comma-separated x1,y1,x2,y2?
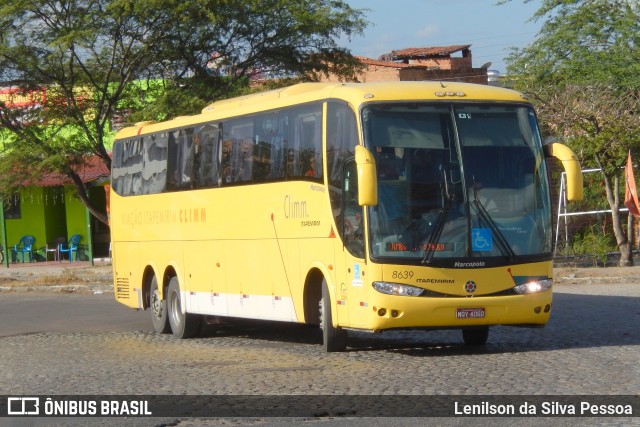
115,277,130,300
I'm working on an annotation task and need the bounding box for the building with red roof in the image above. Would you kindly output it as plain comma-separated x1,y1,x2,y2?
321,44,489,85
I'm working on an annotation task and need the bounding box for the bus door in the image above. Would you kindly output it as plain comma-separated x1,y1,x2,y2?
335,160,367,328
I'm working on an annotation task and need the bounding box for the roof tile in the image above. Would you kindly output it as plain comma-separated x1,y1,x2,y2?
32,155,110,187
390,45,471,59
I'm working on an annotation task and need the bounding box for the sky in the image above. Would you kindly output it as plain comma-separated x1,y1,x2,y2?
341,0,544,74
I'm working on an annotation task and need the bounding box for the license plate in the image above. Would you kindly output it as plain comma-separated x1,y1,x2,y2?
456,307,486,319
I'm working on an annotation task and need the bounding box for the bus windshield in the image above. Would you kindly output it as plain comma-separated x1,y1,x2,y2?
363,103,552,264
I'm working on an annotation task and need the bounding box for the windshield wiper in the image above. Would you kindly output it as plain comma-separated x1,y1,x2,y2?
471,182,516,260
420,205,449,264
422,169,450,264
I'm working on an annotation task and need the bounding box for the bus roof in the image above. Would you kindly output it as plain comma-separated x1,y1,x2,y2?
115,81,528,139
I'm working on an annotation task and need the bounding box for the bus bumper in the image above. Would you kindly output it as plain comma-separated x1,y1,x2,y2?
358,291,552,331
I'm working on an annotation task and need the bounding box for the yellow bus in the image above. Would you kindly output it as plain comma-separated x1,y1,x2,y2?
110,81,582,351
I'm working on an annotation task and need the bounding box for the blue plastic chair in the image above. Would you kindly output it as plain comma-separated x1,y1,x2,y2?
12,235,36,263
58,234,81,262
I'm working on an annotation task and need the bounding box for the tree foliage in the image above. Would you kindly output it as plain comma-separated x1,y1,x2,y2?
123,0,367,119
0,0,366,224
507,0,640,88
504,0,640,265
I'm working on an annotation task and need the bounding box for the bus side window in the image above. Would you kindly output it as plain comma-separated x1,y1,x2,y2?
288,105,322,180
327,102,358,187
166,128,196,191
113,137,144,196
220,137,230,184
253,141,272,182
253,113,287,183
141,133,168,194
327,102,359,251
221,119,254,185
195,123,221,188
271,115,288,180
179,128,195,188
232,138,253,182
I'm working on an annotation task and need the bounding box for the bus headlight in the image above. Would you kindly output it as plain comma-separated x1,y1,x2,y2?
514,279,552,294
372,281,425,297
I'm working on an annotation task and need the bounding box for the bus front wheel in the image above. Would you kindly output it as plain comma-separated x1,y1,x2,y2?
462,327,489,346
320,280,347,352
167,277,201,338
150,276,170,334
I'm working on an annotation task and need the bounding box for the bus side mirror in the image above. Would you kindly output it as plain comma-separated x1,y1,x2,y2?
545,143,583,201
355,145,378,206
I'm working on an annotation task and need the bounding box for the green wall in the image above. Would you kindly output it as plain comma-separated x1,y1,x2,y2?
5,187,66,261
64,186,87,239
3,184,108,262
88,186,110,258
64,186,89,260
43,186,68,245
64,185,110,260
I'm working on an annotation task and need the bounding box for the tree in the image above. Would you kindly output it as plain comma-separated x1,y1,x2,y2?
126,0,367,119
504,0,640,266
0,0,366,225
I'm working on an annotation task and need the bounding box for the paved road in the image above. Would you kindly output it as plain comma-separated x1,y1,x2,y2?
0,293,149,337
0,282,638,426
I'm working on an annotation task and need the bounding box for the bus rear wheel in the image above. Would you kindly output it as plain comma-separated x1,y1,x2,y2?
320,280,347,352
462,327,489,346
167,277,201,338
150,276,170,334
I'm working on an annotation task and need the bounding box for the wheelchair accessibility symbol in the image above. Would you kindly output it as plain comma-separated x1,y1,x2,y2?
472,228,493,252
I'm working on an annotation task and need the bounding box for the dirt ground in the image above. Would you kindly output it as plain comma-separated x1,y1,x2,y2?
0,263,113,292
554,264,640,285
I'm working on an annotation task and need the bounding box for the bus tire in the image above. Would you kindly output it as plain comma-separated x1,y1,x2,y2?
320,279,347,352
462,326,489,346
150,276,170,334
167,276,201,338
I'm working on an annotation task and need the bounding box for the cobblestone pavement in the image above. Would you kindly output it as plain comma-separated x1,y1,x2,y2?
2,283,638,395
0,264,638,426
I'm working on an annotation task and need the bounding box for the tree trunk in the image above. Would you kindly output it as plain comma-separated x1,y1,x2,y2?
68,170,110,226
622,212,635,266
597,161,633,266
619,240,633,266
